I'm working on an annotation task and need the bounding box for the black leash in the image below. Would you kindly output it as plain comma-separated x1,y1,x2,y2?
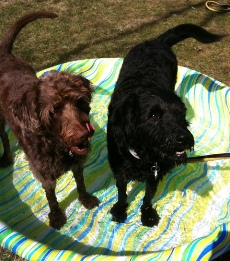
188,153,230,163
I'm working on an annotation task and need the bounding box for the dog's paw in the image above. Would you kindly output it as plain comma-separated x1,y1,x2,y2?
79,193,100,209
110,202,128,223
48,208,67,230
0,155,13,168
141,206,160,227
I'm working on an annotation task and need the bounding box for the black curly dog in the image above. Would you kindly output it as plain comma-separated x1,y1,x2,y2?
107,24,223,227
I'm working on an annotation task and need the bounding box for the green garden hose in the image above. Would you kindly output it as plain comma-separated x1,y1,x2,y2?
205,1,230,12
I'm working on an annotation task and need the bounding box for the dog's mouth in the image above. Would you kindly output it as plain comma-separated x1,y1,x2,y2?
70,141,89,156
175,150,186,157
70,143,88,155
174,150,189,165
172,134,194,165
69,123,95,156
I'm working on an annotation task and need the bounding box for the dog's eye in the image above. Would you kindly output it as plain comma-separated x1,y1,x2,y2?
51,104,62,115
77,98,90,114
149,106,163,121
152,113,160,121
152,114,160,121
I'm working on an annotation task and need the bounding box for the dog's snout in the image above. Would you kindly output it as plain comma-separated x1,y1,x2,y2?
176,133,188,144
175,131,194,146
79,131,88,141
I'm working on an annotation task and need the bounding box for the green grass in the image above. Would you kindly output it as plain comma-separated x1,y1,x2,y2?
0,0,229,260
0,246,26,261
0,0,229,85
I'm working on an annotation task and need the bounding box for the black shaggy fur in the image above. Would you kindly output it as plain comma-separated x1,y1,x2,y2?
107,24,224,227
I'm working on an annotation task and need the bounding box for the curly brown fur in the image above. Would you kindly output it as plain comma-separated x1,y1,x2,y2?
0,12,99,230
107,24,224,227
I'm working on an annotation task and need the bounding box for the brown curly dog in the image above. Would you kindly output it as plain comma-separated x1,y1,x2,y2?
0,11,99,230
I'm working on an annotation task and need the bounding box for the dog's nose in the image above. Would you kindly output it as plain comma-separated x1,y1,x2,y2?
175,133,188,144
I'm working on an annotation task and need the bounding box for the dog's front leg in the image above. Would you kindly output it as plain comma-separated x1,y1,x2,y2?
0,118,13,168
42,179,67,230
72,165,100,209
110,176,128,223
141,177,159,227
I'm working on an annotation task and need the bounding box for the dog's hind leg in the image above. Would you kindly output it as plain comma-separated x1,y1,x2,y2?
110,176,128,223
141,177,160,227
42,179,67,230
0,117,13,168
72,165,100,209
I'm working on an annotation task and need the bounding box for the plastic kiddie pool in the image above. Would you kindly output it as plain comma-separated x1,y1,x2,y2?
0,58,229,261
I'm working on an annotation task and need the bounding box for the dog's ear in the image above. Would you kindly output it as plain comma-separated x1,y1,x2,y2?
38,88,56,128
74,75,93,101
109,92,139,141
39,104,54,127
12,98,40,131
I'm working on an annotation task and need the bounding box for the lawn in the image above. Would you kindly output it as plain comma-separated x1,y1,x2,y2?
0,0,229,260
0,0,229,85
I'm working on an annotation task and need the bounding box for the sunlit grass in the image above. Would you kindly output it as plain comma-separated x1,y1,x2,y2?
0,0,229,84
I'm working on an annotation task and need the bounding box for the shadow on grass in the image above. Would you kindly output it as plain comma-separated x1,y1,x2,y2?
55,0,226,65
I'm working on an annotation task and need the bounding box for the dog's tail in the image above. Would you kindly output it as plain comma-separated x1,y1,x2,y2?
0,11,58,55
156,24,225,47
